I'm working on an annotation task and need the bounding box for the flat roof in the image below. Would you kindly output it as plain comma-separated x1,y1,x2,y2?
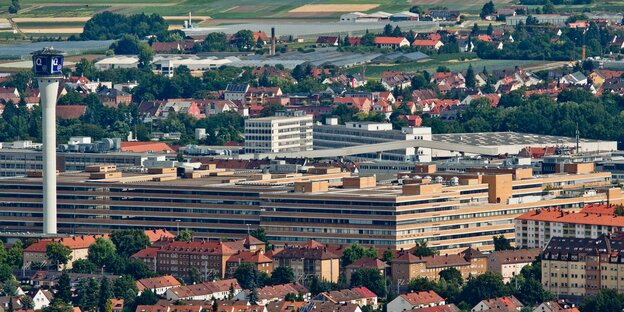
432,132,611,146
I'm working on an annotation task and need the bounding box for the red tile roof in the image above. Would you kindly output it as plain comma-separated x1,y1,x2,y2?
144,229,175,243
24,235,107,252
131,247,158,259
401,291,445,307
517,205,624,227
136,275,181,292
375,37,407,45
56,105,86,119
226,251,272,264
120,142,175,153
345,258,388,270
412,39,441,47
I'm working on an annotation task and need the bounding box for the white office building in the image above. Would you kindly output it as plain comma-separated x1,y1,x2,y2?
313,119,432,162
244,111,313,154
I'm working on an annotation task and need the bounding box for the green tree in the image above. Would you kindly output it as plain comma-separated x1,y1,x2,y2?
439,268,463,285
407,277,436,292
271,267,295,285
72,259,98,274
487,23,494,36
88,238,116,269
112,275,138,301
42,300,73,312
234,263,264,289
382,249,394,263
350,268,387,298
383,24,393,36
249,288,259,305
46,243,72,270
409,6,422,15
234,30,255,51
250,228,268,244
6,240,23,269
493,235,513,251
341,243,377,266
465,64,476,88
77,278,100,312
55,271,73,303
614,205,624,216
98,278,114,312
412,242,434,257
8,0,20,14
582,288,624,312
110,230,151,258
480,0,495,19
360,33,376,46
543,1,556,14
460,272,509,306
472,23,480,35
175,229,193,242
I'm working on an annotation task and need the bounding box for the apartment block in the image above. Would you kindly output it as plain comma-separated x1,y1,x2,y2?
272,245,340,283
541,235,624,298
515,203,624,249
23,234,107,270
244,111,313,154
391,248,487,287
313,119,432,162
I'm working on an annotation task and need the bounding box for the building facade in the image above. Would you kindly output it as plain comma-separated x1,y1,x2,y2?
244,111,313,154
313,120,432,162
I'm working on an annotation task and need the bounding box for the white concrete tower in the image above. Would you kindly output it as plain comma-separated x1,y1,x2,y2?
32,48,64,235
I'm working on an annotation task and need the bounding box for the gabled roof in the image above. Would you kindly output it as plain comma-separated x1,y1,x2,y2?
167,279,241,299
475,296,523,311
56,105,86,120
24,234,107,252
412,39,442,47
345,258,388,270
400,290,445,307
375,36,408,45
136,275,181,292
316,36,339,44
144,229,175,243
226,251,272,264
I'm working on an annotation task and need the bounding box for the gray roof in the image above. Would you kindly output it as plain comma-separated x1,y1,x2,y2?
432,132,607,146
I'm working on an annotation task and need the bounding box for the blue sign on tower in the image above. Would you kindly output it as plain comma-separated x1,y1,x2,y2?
32,48,64,76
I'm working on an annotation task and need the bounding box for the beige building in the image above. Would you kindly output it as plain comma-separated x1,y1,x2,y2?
487,248,541,283
244,110,313,154
391,248,488,287
23,235,106,270
272,244,340,283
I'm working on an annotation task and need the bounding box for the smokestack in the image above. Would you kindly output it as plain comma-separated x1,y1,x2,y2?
271,27,276,56
188,12,192,29
32,47,63,235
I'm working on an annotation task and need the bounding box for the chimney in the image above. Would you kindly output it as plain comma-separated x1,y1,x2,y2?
271,27,276,56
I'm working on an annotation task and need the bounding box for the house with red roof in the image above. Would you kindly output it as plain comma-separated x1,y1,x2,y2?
166,279,242,301
24,235,108,270
316,36,339,47
225,250,273,277
311,287,378,309
120,142,175,153
387,290,445,311
333,97,372,113
405,115,423,127
412,39,444,50
56,105,87,120
234,283,310,306
461,94,501,107
136,275,182,295
374,36,410,49
253,31,270,44
472,296,524,312
344,258,388,284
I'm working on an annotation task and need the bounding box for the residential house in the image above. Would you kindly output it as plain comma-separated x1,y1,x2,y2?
136,275,182,296
300,302,362,312
97,87,132,108
253,31,270,44
427,10,460,22
26,270,119,289
487,248,541,283
56,105,87,120
110,299,124,312
405,115,423,127
23,235,107,270
387,291,445,312
412,40,444,50
233,283,310,306
391,248,487,287
224,84,250,102
344,258,388,285
265,300,306,312
165,279,242,301
245,87,283,104
411,304,461,312
381,72,412,91
32,289,53,310
533,300,580,312
374,37,410,49
316,36,339,47
461,94,501,107
333,97,372,113
310,287,378,309
471,296,524,312
0,296,22,312
200,100,244,117
560,72,588,86
225,250,273,277
215,300,267,312
272,245,340,283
